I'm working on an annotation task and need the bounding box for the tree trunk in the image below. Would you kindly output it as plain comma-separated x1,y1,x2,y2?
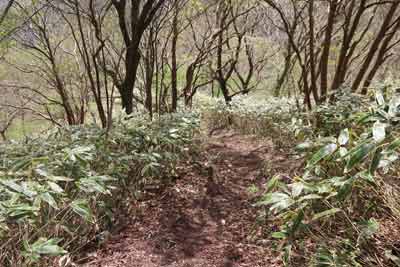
219,79,232,103
352,2,399,93
144,34,154,119
0,131,6,141
171,2,179,112
308,0,319,104
120,48,141,114
274,44,292,97
319,0,337,101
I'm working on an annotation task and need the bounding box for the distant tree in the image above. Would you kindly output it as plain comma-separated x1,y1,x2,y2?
211,0,261,104
264,0,400,108
109,0,168,114
0,0,15,27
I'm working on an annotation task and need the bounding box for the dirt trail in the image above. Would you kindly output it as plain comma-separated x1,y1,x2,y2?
85,131,297,267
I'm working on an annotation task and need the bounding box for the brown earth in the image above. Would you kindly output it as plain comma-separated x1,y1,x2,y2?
83,131,302,267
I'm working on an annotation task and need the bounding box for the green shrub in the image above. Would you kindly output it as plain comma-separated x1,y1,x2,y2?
0,112,199,266
257,89,400,266
202,95,302,147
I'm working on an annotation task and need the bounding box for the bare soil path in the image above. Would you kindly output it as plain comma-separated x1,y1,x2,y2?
85,131,298,267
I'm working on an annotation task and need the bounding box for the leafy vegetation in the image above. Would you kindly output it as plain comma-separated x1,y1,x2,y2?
203,96,302,147
254,88,400,266
0,112,199,266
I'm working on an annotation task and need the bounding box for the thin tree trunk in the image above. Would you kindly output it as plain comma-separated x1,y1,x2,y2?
171,3,179,112
319,0,337,101
352,2,400,93
308,0,319,104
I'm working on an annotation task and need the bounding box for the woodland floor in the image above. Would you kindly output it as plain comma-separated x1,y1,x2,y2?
83,131,302,267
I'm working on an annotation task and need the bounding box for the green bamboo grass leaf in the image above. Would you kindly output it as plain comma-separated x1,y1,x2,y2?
11,158,31,172
70,200,93,222
376,89,385,106
298,194,323,202
339,139,371,159
338,128,350,146
369,147,383,175
265,175,281,192
312,208,341,221
1,180,37,198
7,204,39,219
40,192,58,209
1,179,24,194
337,178,355,200
388,138,400,151
283,245,292,267
34,168,49,178
358,170,376,184
308,143,338,167
377,109,390,121
35,244,66,256
271,231,287,239
345,143,375,173
289,209,304,236
339,147,348,157
30,238,67,256
47,181,64,194
359,218,379,240
48,176,74,182
372,121,386,142
295,141,312,151
257,192,295,212
257,192,289,206
290,182,304,197
77,178,108,194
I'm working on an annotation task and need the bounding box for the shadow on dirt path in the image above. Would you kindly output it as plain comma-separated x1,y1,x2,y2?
85,131,300,267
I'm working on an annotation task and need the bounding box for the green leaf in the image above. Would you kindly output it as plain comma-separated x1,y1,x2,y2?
265,175,281,192
337,178,355,200
372,121,386,142
1,180,24,194
339,147,348,157
257,192,294,212
338,128,350,146
308,143,338,167
30,238,67,256
7,204,39,219
77,178,108,194
312,208,341,221
47,181,64,194
70,200,93,222
271,231,287,239
11,158,31,172
345,143,375,173
289,209,304,236
290,182,304,198
297,194,323,202
283,245,292,267
388,138,400,151
369,147,383,175
375,90,385,106
389,96,400,118
40,192,58,209
359,218,379,240
359,171,375,184
295,142,312,151
48,176,74,182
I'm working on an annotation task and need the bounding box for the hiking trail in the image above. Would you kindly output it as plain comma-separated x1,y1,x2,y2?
86,131,299,267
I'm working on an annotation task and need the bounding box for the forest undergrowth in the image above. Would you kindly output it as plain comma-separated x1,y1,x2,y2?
1,89,400,266
205,90,400,266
